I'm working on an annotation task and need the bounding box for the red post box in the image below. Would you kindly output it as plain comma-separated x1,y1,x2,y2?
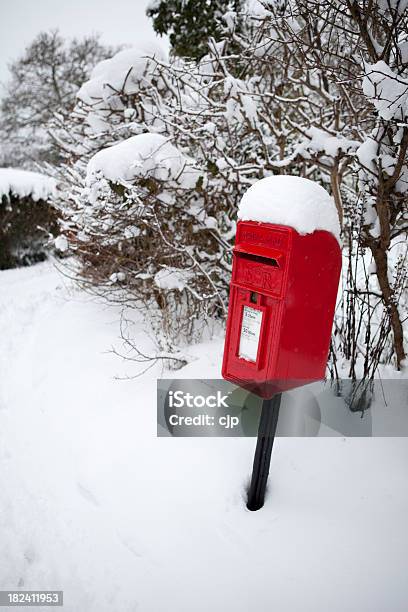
222,220,342,398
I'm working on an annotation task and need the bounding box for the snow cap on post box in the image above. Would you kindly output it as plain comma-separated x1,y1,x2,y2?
238,175,340,241
222,175,342,398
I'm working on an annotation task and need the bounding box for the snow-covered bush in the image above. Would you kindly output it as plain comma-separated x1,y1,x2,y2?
53,1,407,375
0,169,58,269
64,132,222,314
51,43,234,352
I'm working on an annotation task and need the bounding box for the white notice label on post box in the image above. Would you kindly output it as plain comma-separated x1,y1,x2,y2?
239,306,263,362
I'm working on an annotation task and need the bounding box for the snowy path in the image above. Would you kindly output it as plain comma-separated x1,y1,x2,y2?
0,262,407,612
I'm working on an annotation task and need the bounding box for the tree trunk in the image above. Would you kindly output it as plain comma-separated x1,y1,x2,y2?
371,244,406,369
330,163,343,228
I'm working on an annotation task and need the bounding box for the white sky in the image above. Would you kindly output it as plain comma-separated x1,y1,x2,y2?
0,0,166,85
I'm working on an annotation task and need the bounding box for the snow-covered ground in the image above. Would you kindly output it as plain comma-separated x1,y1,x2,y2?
0,261,407,612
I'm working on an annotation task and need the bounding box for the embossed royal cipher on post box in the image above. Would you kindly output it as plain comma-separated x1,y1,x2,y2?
222,220,342,398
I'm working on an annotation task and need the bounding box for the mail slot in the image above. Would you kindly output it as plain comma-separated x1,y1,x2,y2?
222,220,342,398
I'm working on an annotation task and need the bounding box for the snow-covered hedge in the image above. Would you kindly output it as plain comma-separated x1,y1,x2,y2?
0,169,56,202
0,168,58,269
52,3,407,373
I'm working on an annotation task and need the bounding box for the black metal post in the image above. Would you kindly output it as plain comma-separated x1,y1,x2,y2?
247,393,282,511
